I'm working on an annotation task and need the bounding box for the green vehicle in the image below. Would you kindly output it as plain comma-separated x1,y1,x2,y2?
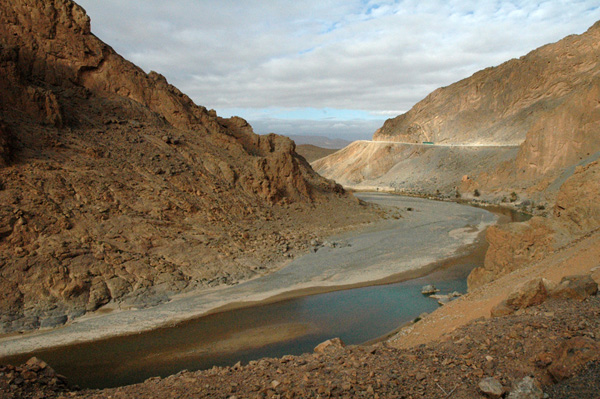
422,141,434,145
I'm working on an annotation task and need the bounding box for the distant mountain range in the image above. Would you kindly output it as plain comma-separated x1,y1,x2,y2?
288,135,351,149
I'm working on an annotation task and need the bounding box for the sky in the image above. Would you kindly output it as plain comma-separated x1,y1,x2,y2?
76,1,600,141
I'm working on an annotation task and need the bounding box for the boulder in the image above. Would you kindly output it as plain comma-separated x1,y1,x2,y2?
479,377,504,398
434,295,451,306
25,357,49,371
314,338,345,354
421,284,439,295
505,278,555,310
550,274,598,301
490,300,514,317
547,337,600,382
507,376,544,399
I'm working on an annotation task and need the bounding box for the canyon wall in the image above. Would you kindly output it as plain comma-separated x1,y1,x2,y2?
468,161,600,290
316,21,600,203
374,21,600,147
0,0,373,333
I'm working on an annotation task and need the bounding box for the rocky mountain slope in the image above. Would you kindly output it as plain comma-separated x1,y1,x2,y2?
315,21,600,203
314,141,519,196
374,21,600,148
0,0,374,334
468,160,600,290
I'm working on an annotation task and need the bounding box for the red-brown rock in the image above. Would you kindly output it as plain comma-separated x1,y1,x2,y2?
551,274,599,301
548,337,600,382
0,0,374,333
314,338,346,354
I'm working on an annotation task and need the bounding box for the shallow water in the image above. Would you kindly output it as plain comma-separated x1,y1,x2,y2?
2,235,485,389
4,270,472,388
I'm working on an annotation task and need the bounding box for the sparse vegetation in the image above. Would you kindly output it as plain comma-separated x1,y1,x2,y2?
510,191,518,202
473,189,480,197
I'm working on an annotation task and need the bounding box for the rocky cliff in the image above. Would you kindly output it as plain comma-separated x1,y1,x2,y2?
468,161,600,290
374,21,600,147
0,0,373,333
316,21,600,203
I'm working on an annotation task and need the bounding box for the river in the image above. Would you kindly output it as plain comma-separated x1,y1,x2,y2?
0,194,528,388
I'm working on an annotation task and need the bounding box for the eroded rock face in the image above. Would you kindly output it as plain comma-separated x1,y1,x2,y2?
468,161,600,290
317,21,600,201
468,218,556,290
374,21,600,149
0,120,12,167
553,161,600,235
0,0,372,333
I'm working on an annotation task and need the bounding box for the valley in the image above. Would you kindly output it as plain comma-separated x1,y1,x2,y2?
0,193,495,357
1,1,600,398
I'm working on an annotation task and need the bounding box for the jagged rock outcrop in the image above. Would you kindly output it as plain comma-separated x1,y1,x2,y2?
468,218,557,290
553,162,600,234
0,0,373,333
468,161,600,290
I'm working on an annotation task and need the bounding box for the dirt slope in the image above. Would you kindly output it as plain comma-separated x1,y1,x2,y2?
313,141,518,196
0,0,375,334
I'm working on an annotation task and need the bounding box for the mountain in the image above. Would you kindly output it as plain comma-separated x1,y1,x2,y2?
375,21,600,148
313,141,519,196
288,135,351,149
0,0,373,333
315,21,600,203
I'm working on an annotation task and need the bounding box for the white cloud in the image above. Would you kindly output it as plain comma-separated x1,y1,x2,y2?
76,0,600,139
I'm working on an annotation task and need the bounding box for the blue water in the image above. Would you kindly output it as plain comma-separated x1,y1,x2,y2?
2,266,470,389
